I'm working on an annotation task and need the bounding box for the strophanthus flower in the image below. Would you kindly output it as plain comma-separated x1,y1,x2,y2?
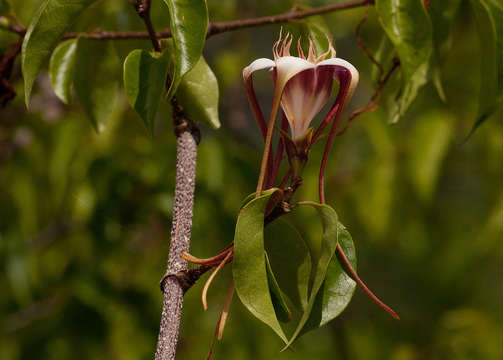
243,32,359,185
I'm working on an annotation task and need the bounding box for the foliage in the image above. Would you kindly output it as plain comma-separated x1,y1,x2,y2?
1,0,503,359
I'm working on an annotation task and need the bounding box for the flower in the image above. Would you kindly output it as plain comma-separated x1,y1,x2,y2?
243,32,359,144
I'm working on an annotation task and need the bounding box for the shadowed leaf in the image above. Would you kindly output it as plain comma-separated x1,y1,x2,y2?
123,49,170,135
468,0,503,136
74,39,119,131
300,223,357,334
283,202,338,349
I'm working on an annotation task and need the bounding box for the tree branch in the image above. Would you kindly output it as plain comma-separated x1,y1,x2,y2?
2,0,370,40
133,0,161,52
154,101,199,360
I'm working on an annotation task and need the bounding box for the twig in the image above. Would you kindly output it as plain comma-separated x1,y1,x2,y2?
335,244,399,319
3,293,68,333
0,39,22,108
354,3,383,78
133,0,161,52
3,0,370,40
207,0,371,37
336,57,400,136
154,101,199,360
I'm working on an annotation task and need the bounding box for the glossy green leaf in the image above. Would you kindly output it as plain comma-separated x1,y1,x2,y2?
176,55,221,129
264,219,312,312
375,0,433,123
265,252,292,323
123,49,170,135
21,0,97,106
284,202,338,349
233,188,288,343
74,39,119,131
407,112,453,203
300,223,357,334
469,0,503,134
49,39,77,105
163,0,208,100
430,0,461,101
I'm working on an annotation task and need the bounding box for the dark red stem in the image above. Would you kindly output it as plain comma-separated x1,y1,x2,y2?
336,245,399,320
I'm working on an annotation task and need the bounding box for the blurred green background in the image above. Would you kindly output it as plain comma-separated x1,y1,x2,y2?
2,0,503,359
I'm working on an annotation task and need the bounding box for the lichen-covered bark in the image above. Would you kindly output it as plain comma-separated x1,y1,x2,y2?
155,129,197,360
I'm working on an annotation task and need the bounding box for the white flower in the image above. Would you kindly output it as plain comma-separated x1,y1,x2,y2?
243,32,359,142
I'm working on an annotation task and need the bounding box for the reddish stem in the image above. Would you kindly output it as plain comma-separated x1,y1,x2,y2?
245,80,268,140
336,245,399,320
318,108,344,204
312,103,340,144
278,169,293,189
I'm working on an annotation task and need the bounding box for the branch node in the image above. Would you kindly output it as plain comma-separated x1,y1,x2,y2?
160,266,211,294
172,98,201,144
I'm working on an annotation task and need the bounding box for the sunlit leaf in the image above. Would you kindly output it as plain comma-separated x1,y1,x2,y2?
123,49,170,135
284,202,338,348
49,39,78,104
176,55,221,129
21,0,97,106
163,0,208,100
74,39,119,131
233,188,288,343
375,0,433,123
469,0,503,135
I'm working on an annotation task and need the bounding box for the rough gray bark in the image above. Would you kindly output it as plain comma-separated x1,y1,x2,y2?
155,129,197,360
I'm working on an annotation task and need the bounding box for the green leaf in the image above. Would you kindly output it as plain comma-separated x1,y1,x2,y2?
286,6,331,56
300,223,357,333
21,0,97,106
123,49,170,135
469,0,503,134
375,0,433,123
300,15,331,55
371,35,395,85
284,202,339,349
74,39,119,131
265,252,292,323
176,55,221,129
49,39,78,105
430,0,461,102
163,0,208,100
407,112,453,203
233,188,288,343
264,219,312,312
